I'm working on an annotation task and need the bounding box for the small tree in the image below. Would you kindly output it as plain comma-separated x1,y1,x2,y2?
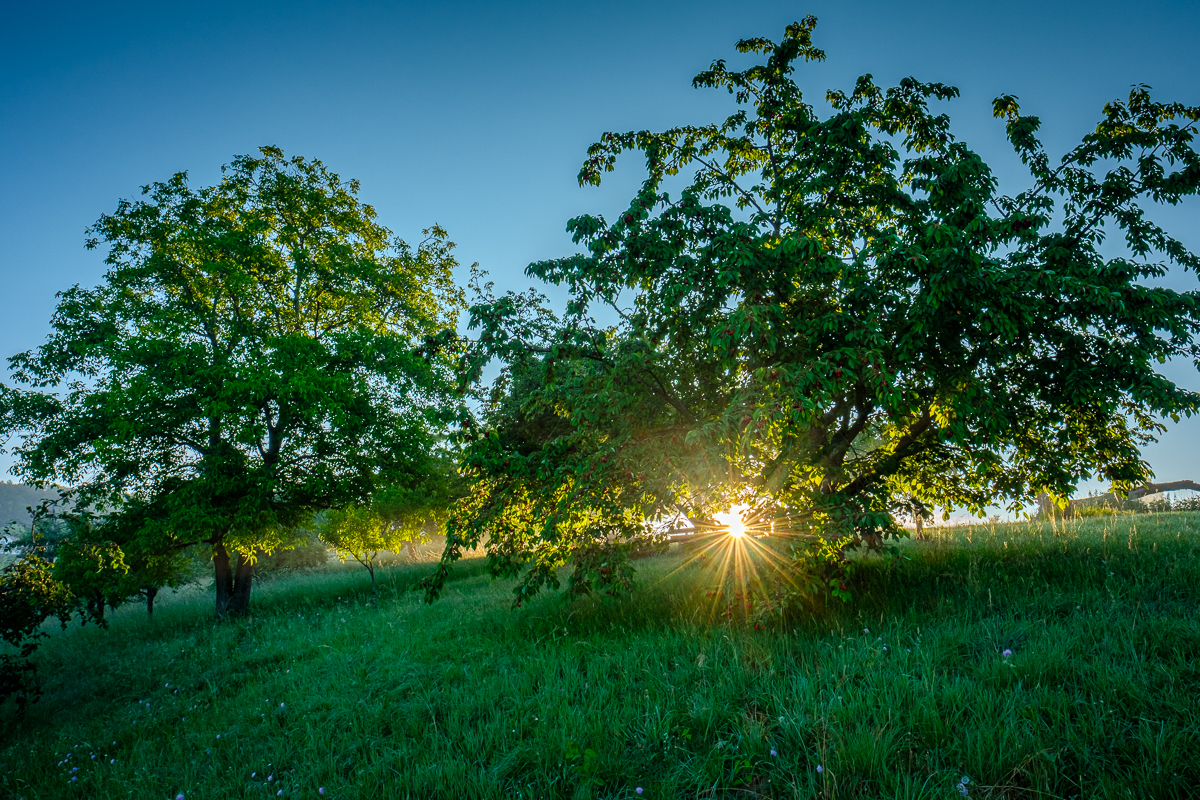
319,506,403,606
1,147,464,618
52,505,197,620
428,19,1200,608
0,549,72,712
321,462,458,605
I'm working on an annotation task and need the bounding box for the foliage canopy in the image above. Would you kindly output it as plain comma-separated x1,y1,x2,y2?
1,147,465,616
428,18,1200,607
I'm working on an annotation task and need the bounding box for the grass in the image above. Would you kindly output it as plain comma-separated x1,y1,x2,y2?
3,514,1200,799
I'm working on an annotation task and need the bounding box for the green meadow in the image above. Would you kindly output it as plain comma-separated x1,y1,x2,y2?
3,514,1200,799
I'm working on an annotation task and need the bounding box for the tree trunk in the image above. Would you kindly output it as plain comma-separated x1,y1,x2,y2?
145,586,158,617
214,542,234,617
368,561,377,608
89,591,105,624
230,552,253,615
214,543,254,618
407,540,417,560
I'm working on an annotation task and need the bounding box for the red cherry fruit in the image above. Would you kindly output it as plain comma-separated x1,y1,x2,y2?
624,214,634,224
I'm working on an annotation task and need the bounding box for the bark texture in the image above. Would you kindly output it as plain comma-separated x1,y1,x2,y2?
214,542,254,618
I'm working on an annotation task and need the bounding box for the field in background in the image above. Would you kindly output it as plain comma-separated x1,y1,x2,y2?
3,514,1200,799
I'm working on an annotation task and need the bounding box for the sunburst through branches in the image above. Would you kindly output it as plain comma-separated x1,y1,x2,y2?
653,504,828,621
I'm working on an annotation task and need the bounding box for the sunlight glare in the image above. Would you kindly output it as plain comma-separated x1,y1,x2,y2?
714,505,748,538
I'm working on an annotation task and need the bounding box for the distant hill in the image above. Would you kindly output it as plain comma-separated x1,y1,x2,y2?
0,482,68,528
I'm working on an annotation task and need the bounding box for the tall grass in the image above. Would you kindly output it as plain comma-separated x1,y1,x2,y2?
3,513,1199,799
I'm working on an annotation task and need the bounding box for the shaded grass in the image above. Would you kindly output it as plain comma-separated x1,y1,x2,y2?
3,513,1200,799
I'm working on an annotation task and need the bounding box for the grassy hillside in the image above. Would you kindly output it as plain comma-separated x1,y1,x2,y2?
3,514,1199,799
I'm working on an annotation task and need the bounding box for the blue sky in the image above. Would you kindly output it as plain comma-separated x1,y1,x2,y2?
2,0,1198,489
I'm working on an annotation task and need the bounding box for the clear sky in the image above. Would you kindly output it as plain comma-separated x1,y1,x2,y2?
2,0,1198,489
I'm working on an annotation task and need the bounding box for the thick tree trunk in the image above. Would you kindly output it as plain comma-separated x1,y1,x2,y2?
231,553,253,614
145,586,158,617
406,540,417,560
214,542,254,618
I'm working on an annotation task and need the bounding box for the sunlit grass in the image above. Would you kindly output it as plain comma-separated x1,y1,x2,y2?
4,513,1200,798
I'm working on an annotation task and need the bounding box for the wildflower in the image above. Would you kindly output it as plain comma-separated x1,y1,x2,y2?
71,777,77,783
816,765,823,773
319,790,325,795
1002,649,1013,657
216,735,221,739
111,759,115,764
176,794,185,800
958,785,969,796
268,775,274,782
882,646,888,652
277,792,283,797
636,789,643,795
770,749,777,757
863,628,869,634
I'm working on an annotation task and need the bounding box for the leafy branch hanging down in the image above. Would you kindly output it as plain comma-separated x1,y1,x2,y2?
426,17,1200,610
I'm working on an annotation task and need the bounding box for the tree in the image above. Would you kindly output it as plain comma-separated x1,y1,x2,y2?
1,147,465,617
0,549,72,712
320,454,459,606
51,505,198,620
427,19,1200,607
